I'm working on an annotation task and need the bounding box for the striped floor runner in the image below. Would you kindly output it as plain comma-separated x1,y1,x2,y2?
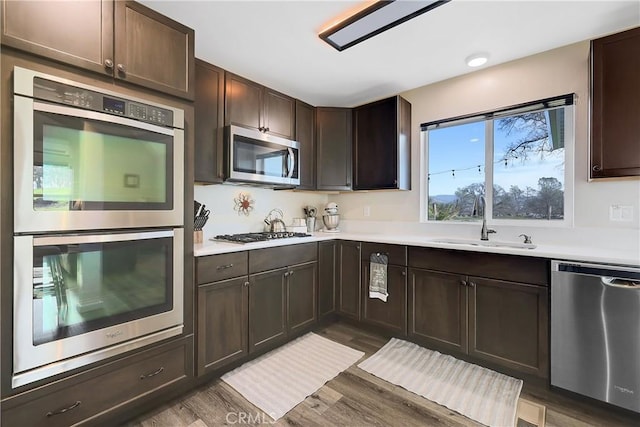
221,333,364,420
358,338,523,427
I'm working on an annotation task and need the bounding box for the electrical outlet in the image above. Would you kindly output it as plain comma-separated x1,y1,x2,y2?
610,205,633,222
363,206,371,217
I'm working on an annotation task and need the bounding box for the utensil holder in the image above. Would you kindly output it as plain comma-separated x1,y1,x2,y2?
306,217,316,233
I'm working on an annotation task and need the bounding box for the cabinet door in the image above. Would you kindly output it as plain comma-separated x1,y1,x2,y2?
287,262,318,335
468,277,549,378
590,27,640,178
197,277,248,375
318,240,338,319
408,268,467,354
194,60,225,183
362,264,407,335
1,0,114,75
114,1,194,100
249,268,287,353
338,241,361,320
264,88,295,139
316,107,352,190
296,100,316,189
353,96,411,190
225,72,263,130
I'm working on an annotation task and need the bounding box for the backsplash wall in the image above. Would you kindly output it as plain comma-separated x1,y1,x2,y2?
194,184,328,239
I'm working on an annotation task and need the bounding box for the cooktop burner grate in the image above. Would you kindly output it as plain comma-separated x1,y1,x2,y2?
213,232,310,244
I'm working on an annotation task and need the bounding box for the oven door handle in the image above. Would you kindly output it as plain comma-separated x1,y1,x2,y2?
32,230,174,246
286,148,295,179
33,101,175,136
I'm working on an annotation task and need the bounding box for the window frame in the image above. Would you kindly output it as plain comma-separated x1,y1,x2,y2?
420,95,575,227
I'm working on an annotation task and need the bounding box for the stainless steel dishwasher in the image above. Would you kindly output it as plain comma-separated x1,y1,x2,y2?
551,260,640,413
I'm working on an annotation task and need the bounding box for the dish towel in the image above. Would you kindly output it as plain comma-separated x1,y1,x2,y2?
369,252,388,302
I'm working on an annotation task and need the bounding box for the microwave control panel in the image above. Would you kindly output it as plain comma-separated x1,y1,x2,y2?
33,77,174,127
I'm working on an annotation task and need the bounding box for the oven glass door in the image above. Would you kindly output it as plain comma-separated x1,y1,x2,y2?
13,229,183,387
14,97,184,233
34,103,173,211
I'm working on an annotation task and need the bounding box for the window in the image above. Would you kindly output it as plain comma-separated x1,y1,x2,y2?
422,94,574,223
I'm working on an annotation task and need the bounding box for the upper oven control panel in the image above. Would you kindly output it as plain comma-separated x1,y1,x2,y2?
32,77,174,127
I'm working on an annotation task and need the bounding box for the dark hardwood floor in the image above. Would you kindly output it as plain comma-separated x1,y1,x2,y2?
127,322,638,427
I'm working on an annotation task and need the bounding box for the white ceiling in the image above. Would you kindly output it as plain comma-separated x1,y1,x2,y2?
140,0,640,107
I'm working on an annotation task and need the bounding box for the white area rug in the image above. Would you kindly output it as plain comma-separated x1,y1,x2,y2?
221,333,364,420
358,338,523,427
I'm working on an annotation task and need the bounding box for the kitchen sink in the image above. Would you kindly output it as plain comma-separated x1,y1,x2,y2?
431,238,537,250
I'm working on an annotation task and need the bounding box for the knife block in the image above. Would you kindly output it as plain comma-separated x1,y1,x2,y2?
194,230,203,244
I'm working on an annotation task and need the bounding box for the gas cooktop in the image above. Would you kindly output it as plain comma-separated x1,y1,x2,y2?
213,232,310,244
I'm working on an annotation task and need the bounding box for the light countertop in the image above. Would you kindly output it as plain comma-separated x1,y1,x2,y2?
194,232,639,267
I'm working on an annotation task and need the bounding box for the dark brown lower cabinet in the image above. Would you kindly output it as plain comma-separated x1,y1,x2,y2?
338,241,361,320
362,264,407,335
318,240,338,320
1,337,191,427
408,266,549,378
249,268,288,353
287,261,317,335
197,276,248,375
408,268,467,354
469,276,549,377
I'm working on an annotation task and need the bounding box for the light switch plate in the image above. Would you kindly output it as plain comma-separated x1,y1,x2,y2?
610,205,633,222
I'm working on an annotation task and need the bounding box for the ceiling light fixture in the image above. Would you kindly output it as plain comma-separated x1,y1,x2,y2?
466,53,489,67
319,0,451,52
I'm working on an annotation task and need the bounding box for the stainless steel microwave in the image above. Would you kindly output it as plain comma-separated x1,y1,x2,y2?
224,125,300,187
13,66,184,233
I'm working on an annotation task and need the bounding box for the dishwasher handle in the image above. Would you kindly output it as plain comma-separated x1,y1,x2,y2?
554,261,640,282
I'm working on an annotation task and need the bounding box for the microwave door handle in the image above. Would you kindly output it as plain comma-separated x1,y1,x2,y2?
287,148,295,178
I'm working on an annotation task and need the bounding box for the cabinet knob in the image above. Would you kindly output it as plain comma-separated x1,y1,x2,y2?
265,127,270,132
460,280,467,287
592,165,602,172
244,281,249,287
284,271,290,277
104,59,114,69
469,282,476,288
117,63,126,74
401,270,406,276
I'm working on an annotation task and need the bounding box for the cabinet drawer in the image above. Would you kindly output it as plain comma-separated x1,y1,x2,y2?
197,251,248,284
361,242,407,265
2,339,189,427
408,247,549,286
249,242,317,273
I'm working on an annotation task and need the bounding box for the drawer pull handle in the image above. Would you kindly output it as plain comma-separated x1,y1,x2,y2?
46,401,81,417
216,263,234,270
140,366,164,380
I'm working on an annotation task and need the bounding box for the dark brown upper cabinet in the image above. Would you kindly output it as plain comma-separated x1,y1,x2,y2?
194,59,225,184
353,95,411,190
225,72,296,140
316,107,353,191
1,0,195,100
590,26,640,178
295,100,316,189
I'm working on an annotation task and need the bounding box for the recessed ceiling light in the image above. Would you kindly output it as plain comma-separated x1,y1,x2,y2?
466,53,489,67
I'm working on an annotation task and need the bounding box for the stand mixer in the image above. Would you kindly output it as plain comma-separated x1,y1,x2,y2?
322,202,340,232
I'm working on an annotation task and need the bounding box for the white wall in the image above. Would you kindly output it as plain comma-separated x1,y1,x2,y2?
194,184,328,239
335,41,640,246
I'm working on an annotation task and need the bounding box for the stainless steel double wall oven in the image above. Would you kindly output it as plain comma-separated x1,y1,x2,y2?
12,67,185,388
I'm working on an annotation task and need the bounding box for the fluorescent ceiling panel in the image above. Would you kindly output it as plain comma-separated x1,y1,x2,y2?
320,0,450,51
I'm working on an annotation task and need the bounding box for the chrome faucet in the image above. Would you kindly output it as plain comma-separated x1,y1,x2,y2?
477,195,496,241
